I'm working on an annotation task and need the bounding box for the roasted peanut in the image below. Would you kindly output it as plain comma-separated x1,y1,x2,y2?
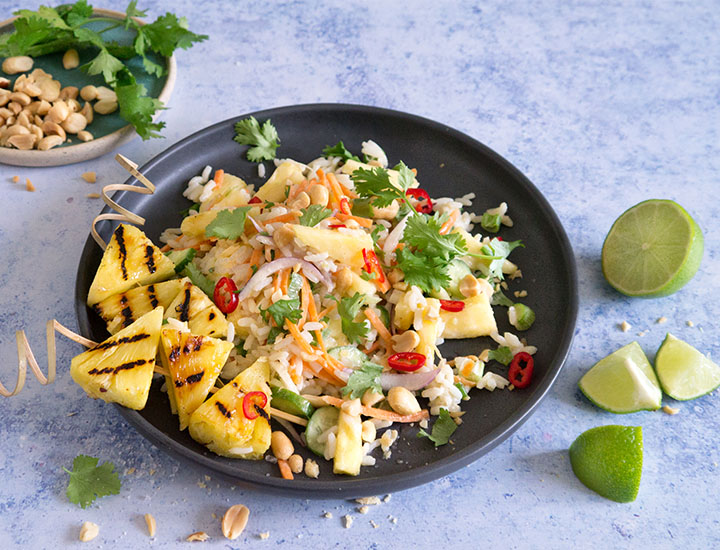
271,431,294,460
47,101,69,123
36,99,51,116
308,183,329,207
335,267,354,294
94,99,118,114
80,102,93,124
7,133,36,150
289,191,310,210
361,420,376,442
95,86,117,102
38,134,64,150
9,91,31,106
37,78,60,102
78,521,99,542
458,274,480,298
144,513,156,537
361,389,384,408
7,101,22,115
77,130,93,142
63,49,79,70
61,112,87,134
2,56,33,75
387,386,421,416
272,224,295,249
372,200,399,219
391,330,420,353
42,120,67,140
59,86,79,101
221,504,250,540
80,85,98,101
287,454,304,473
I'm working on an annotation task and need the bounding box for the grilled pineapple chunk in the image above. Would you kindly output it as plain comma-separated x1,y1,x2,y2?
333,402,363,476
165,281,228,337
159,328,233,430
199,173,248,212
289,225,372,269
188,358,272,459
255,161,305,202
93,278,188,335
440,293,497,339
70,307,163,410
87,224,175,306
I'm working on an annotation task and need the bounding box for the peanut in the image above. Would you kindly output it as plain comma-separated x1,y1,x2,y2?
391,330,420,353
372,200,400,219
95,86,117,102
38,135,64,150
42,120,67,140
77,130,94,142
47,101,69,123
221,504,250,540
308,183,329,207
80,102,93,124
94,98,118,115
7,133,36,150
61,112,87,134
387,386,421,416
59,86,79,101
80,85,98,101
78,521,99,542
63,49,79,70
287,454,304,473
9,91,31,106
144,513,156,537
270,431,294,460
458,274,480,298
361,420,376,442
361,389,384,408
2,56,33,75
289,191,310,210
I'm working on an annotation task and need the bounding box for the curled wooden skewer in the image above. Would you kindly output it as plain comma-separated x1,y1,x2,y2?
91,153,156,249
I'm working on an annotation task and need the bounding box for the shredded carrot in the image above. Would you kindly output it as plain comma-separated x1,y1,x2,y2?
455,375,476,387
439,209,459,235
317,303,337,320
363,341,381,355
286,320,314,355
337,180,357,198
213,169,224,185
304,278,318,322
336,213,373,228
364,308,393,348
298,276,310,328
160,244,171,252
326,172,346,202
290,356,303,385
249,247,263,267
411,168,417,175
280,268,290,294
277,458,294,480
272,272,281,294
321,396,429,423
264,211,299,224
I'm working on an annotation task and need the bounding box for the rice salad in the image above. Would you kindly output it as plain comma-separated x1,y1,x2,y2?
76,126,537,479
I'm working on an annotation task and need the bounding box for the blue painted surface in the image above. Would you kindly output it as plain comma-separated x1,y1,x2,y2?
1,1,718,548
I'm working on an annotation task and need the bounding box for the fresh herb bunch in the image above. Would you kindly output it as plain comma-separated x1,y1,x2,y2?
0,1,207,139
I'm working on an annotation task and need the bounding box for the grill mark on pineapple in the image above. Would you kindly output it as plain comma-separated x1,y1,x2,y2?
216,401,232,418
89,333,150,352
168,337,204,363
174,371,205,388
88,358,150,375
147,285,159,308
115,225,129,280
208,312,216,321
120,296,134,328
145,245,157,274
175,288,192,322
254,405,270,422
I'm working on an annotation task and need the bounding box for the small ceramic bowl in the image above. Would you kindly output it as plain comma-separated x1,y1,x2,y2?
0,8,176,167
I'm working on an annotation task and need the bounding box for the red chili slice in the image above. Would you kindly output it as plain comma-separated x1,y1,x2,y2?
440,299,465,312
508,352,534,389
405,188,433,214
388,352,426,372
329,223,347,229
242,391,268,419
248,196,262,204
213,277,239,314
362,248,387,285
339,197,352,215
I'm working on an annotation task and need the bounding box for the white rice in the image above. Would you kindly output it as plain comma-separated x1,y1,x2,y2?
361,140,388,168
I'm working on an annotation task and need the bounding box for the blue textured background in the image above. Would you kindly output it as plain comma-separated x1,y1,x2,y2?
1,1,718,548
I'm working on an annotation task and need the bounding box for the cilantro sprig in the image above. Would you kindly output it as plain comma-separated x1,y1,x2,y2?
488,346,513,365
265,273,303,327
323,141,360,162
337,293,370,344
0,1,207,139
64,455,121,509
299,204,333,227
417,409,457,447
204,207,251,240
341,362,383,399
351,161,417,210
233,116,280,162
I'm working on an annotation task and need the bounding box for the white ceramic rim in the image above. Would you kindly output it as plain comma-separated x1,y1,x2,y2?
0,8,176,167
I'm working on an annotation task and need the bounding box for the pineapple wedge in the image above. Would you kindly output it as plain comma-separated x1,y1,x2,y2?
159,328,233,430
188,358,272,459
289,225,373,269
255,161,305,202
440,293,497,339
165,281,228,337
87,224,175,306
70,307,163,410
93,278,188,335
199,173,248,212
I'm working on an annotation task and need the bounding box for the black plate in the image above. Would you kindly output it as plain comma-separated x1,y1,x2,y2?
76,104,578,498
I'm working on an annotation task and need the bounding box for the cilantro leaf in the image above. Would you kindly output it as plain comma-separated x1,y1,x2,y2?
482,238,523,280
402,213,467,261
323,141,360,162
396,247,450,293
114,68,166,139
417,409,457,447
266,326,284,344
341,362,383,399
488,346,513,365
181,263,215,297
299,204,332,227
139,13,208,57
205,207,251,240
338,293,369,344
266,273,303,327
233,117,280,162
82,48,125,82
351,161,415,209
64,455,121,509
57,0,93,26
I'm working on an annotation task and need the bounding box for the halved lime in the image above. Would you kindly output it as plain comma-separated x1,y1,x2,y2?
654,333,720,400
602,200,704,297
569,425,643,503
579,342,662,413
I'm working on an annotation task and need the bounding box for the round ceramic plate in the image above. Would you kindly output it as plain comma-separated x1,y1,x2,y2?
0,9,175,167
75,104,578,498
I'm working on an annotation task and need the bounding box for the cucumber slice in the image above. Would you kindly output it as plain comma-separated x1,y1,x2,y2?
306,406,340,457
328,346,366,369
166,248,197,274
270,385,315,419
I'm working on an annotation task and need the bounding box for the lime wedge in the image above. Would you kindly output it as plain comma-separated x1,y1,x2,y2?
569,425,643,503
602,200,704,297
579,342,662,413
654,333,720,400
